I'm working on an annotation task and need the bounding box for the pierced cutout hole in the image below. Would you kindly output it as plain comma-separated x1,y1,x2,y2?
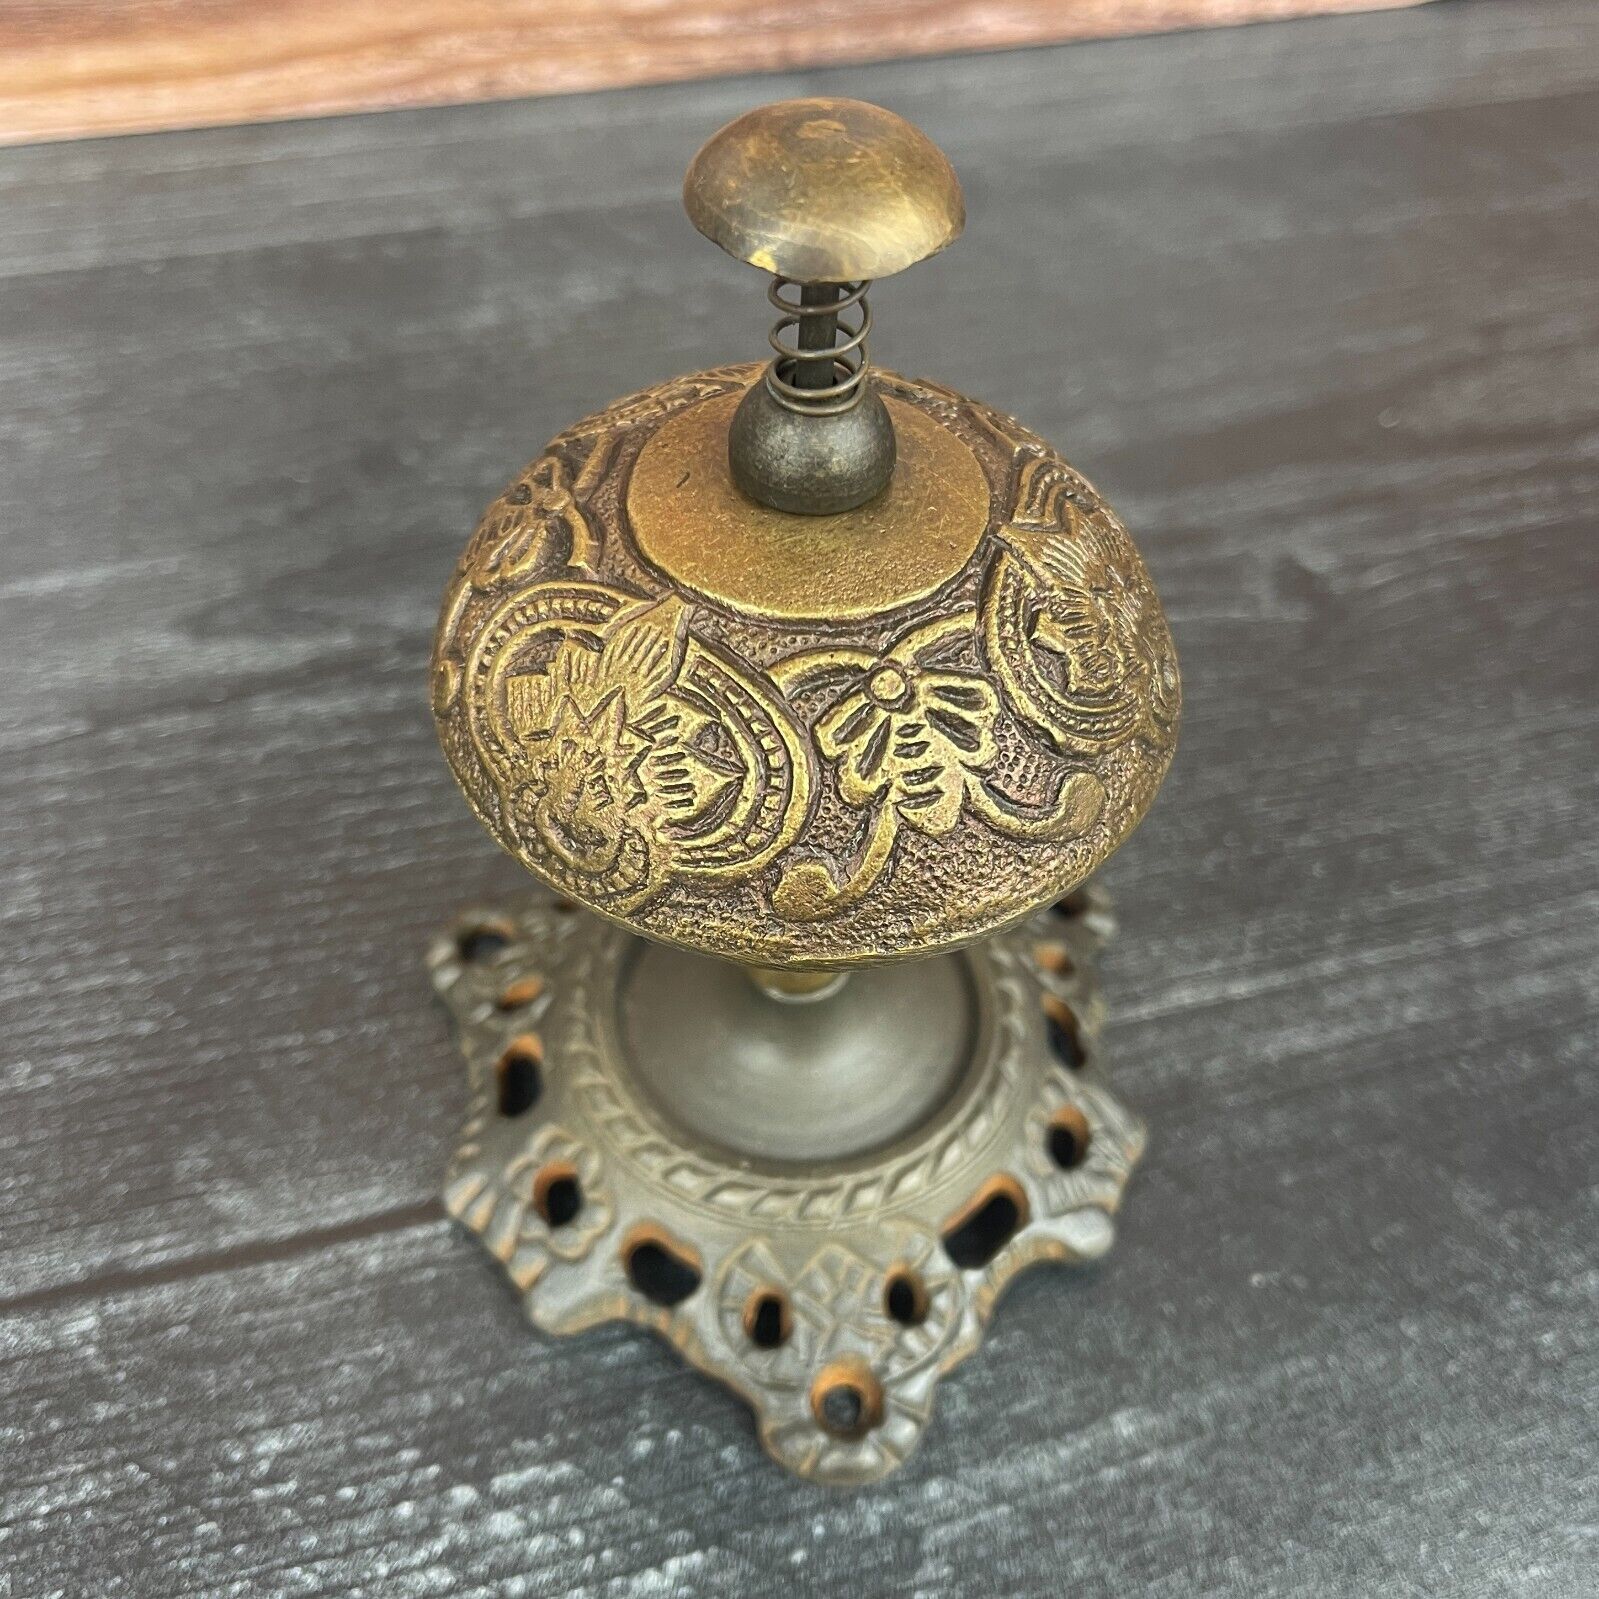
1047,1105,1092,1171
624,1230,701,1307
883,1269,929,1328
743,1289,793,1350
1042,996,1087,1071
942,1176,1029,1271
1050,889,1090,922
1034,942,1076,978
810,1360,884,1440
457,923,511,963
496,1038,543,1118
532,1162,582,1228
496,974,545,1012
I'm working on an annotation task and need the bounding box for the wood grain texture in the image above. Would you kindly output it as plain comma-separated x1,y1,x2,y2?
1,1,1596,1593
0,0,1425,146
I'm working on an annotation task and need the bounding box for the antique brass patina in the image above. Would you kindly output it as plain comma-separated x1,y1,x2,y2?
430,98,1178,1484
627,386,991,620
682,98,964,282
433,364,1176,966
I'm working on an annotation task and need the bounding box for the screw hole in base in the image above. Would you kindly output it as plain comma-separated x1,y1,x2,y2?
496,1037,543,1118
457,924,512,963
496,975,545,1012
942,1176,1029,1271
1050,890,1090,922
1046,1105,1092,1170
810,1359,884,1440
1034,942,1076,978
624,1229,702,1307
883,1269,929,1327
743,1289,793,1349
532,1162,583,1228
1042,996,1086,1071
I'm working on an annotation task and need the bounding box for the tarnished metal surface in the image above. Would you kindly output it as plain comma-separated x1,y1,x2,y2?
429,890,1142,1484
682,98,964,283
629,381,989,616
431,362,1179,969
727,363,898,514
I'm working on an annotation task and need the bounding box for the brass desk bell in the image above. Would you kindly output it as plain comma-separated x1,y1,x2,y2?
428,99,1178,1484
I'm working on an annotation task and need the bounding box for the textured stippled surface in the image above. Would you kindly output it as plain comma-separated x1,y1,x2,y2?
431,363,1177,968
1,1,1596,1593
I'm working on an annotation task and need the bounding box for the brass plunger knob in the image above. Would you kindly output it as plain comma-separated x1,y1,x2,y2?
683,97,965,282
684,99,965,515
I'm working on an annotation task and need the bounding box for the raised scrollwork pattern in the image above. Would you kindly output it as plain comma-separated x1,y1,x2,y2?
770,615,1104,921
463,583,809,913
464,448,605,588
433,364,1178,965
981,453,1180,755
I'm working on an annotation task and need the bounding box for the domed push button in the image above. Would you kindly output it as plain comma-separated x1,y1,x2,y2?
427,97,1179,1485
684,97,965,515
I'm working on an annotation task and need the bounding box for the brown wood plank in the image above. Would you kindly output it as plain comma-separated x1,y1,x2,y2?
0,2,1595,1591
0,0,1424,146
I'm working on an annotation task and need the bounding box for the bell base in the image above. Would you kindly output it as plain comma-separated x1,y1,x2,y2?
428,888,1144,1486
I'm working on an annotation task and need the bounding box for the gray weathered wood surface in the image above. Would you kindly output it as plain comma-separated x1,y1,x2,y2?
2,2,1596,1593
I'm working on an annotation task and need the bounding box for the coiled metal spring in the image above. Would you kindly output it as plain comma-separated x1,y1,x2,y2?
764,277,873,416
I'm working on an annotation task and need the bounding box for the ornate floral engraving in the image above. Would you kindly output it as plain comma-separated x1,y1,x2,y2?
462,582,810,912
434,366,752,669
432,365,1178,964
770,616,1105,920
982,454,1180,755
465,449,604,588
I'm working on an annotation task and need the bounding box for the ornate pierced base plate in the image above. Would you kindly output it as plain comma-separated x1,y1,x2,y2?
428,888,1144,1485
